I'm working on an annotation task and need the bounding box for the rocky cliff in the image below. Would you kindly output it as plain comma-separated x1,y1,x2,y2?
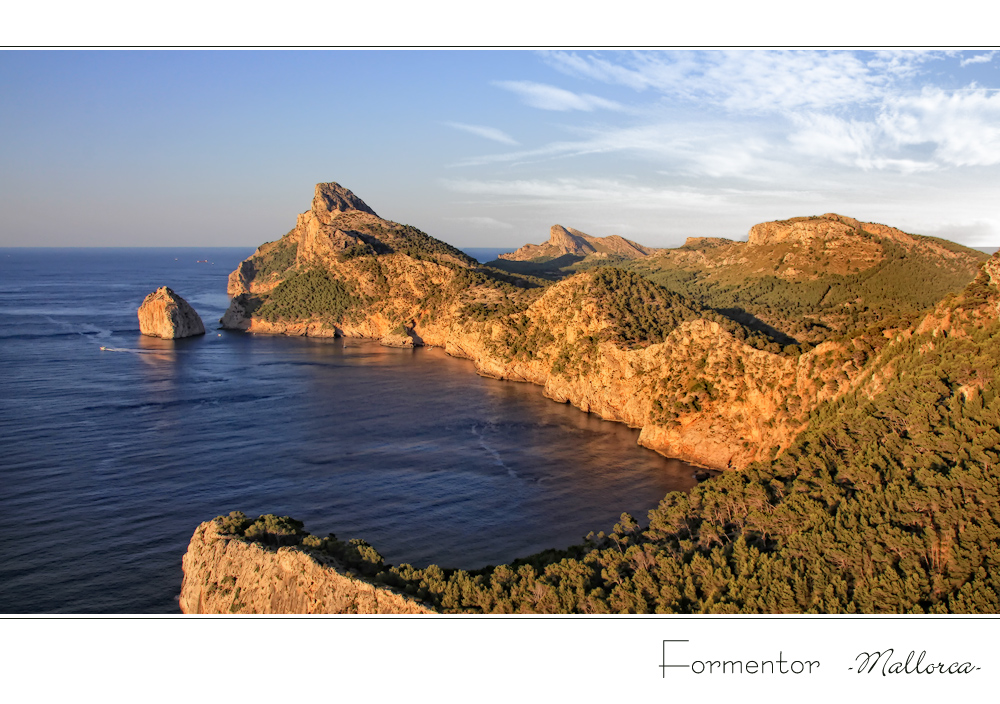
137,286,205,339
179,518,433,614
498,224,657,261
218,183,983,470
440,269,866,469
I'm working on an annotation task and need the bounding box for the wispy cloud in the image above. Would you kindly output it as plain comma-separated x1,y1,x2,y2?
441,177,727,210
493,80,623,112
474,52,1000,177
961,51,996,67
449,124,675,168
787,96,1000,174
544,50,909,113
444,122,519,145
542,52,655,91
450,121,787,181
444,215,514,229
879,87,1000,167
788,113,882,167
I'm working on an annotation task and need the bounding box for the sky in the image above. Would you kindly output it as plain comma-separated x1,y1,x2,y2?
3,49,1000,250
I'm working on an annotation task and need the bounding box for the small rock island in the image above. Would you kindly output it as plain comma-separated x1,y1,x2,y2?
138,286,205,339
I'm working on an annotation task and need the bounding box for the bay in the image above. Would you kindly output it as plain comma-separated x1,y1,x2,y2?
0,247,698,613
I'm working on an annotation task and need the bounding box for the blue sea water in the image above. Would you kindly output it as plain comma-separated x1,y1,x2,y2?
0,248,698,613
461,247,513,263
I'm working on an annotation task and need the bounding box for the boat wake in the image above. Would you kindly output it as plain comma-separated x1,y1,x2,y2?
471,424,518,479
99,346,164,354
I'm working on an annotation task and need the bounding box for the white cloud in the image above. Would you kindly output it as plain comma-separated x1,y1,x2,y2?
448,124,677,168
543,50,916,113
441,177,727,210
543,51,656,91
444,216,514,229
788,113,881,165
922,218,1000,246
708,51,886,113
444,122,519,145
879,87,1000,167
961,52,996,67
783,87,1000,172
493,80,623,112
450,120,787,182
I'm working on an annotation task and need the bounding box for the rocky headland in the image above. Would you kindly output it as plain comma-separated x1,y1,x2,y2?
137,286,205,339
180,515,432,614
217,183,985,471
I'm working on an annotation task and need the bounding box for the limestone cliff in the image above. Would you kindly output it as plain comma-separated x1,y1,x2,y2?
439,271,864,469
218,183,981,471
498,224,657,262
180,519,433,614
137,287,205,339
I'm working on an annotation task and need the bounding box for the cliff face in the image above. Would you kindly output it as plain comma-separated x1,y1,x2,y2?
218,183,981,471
438,272,862,469
179,520,433,614
498,224,656,262
137,287,205,339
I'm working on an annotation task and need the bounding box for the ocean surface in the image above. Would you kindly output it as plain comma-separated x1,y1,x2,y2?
0,247,699,614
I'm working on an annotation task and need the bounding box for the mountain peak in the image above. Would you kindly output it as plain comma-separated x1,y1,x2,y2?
312,182,377,219
499,225,656,262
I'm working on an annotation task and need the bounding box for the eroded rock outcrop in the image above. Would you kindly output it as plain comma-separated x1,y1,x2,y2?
179,520,433,614
137,287,205,339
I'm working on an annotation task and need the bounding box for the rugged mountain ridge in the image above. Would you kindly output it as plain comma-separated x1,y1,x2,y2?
220,183,982,470
628,213,986,345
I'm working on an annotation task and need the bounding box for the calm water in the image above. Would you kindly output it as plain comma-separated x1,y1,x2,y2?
0,248,698,613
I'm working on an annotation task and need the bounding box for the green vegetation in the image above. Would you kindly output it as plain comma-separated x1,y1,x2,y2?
301,534,386,576
589,269,791,352
213,512,386,575
400,316,1000,612
629,241,983,344
338,242,375,260
216,512,305,548
253,238,298,279
483,268,807,373
489,313,558,363
255,268,361,323
486,254,587,280
359,222,479,265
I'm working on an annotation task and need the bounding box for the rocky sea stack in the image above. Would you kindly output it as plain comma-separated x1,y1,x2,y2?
138,286,206,339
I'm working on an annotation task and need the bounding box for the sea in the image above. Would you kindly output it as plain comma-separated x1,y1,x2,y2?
0,247,698,614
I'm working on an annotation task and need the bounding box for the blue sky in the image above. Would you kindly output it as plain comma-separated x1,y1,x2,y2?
3,50,1000,249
